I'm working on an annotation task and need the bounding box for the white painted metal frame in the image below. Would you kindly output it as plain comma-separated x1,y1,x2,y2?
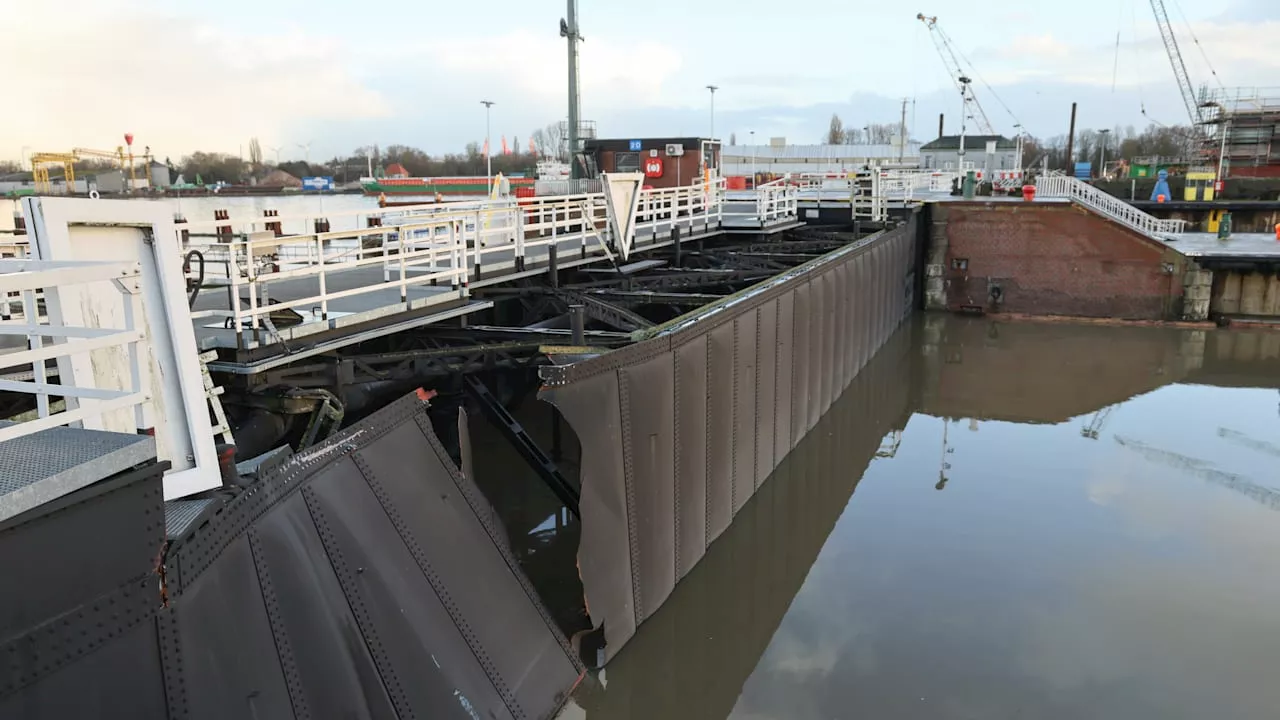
23,196,221,499
0,258,149,443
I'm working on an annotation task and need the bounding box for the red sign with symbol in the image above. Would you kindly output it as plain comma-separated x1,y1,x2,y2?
644,157,664,178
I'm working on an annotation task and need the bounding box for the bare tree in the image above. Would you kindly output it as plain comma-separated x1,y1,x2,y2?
248,137,263,168
842,129,860,145
826,114,844,145
866,123,897,144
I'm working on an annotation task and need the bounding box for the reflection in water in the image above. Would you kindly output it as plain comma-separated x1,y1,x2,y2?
563,315,1280,720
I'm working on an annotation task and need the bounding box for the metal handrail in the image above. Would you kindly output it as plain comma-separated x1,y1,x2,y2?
1035,174,1187,238
0,258,149,443
178,180,746,348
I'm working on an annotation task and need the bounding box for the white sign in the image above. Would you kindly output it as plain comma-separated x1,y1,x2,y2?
601,172,644,261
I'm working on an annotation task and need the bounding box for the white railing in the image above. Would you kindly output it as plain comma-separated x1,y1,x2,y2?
179,181,734,349
0,258,150,443
1035,174,1187,238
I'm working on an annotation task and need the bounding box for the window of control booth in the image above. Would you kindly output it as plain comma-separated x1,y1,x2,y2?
615,152,641,173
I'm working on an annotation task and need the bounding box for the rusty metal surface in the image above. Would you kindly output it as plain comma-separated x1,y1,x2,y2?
542,215,921,661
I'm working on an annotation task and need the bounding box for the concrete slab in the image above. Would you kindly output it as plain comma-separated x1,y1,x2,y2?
1161,232,1280,259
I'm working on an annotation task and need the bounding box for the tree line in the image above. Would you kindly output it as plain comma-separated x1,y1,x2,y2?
824,112,1199,169
5,123,574,186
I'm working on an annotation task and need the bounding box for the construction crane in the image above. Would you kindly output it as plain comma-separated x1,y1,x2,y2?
916,13,996,135
1114,435,1280,512
1080,405,1116,440
1148,0,1204,129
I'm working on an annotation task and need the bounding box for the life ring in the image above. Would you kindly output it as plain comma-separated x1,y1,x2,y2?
89,190,100,200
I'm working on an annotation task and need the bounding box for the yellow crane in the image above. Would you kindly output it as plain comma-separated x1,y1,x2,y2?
30,152,79,194
30,144,152,194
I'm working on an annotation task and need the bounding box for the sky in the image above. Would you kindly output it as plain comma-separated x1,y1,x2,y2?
4,0,1277,163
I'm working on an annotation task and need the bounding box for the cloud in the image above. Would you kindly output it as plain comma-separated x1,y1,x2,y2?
2,4,388,161
997,34,1073,60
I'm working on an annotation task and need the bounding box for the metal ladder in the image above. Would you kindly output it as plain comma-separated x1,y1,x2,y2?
199,350,234,446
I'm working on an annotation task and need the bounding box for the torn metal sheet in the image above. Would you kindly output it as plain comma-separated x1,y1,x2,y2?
541,213,921,662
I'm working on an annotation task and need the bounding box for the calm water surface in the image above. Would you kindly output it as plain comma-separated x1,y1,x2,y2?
562,316,1280,720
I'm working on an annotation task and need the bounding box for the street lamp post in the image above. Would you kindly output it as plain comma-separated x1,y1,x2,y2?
957,76,971,168
1098,128,1111,179
481,100,495,189
706,85,719,139
1013,123,1024,171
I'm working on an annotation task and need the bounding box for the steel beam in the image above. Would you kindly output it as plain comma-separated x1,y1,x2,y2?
462,374,580,517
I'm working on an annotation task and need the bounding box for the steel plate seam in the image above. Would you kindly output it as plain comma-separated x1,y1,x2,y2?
672,349,682,579
774,297,784,466
156,607,189,720
247,529,311,720
351,451,526,720
703,336,712,553
617,372,644,625
730,317,739,515
171,393,429,594
301,486,412,719
753,306,762,491
411,415,582,670
0,575,154,699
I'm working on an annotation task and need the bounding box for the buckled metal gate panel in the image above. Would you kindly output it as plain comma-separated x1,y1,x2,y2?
542,213,920,661
162,392,583,720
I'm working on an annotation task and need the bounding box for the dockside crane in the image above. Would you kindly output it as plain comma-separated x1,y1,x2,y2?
917,13,996,136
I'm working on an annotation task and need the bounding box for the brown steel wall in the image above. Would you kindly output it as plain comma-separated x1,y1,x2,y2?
542,216,919,660
567,321,916,717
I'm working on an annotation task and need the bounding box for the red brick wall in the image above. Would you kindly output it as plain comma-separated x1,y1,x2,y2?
939,202,1186,320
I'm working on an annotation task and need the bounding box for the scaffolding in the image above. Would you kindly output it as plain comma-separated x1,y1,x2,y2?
1200,87,1280,177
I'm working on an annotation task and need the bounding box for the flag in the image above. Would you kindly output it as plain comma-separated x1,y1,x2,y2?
529,137,536,155
482,139,490,157
501,136,510,155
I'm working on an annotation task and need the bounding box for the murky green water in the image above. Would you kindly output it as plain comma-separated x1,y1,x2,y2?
561,316,1280,720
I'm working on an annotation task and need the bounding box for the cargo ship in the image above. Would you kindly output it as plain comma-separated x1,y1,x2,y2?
361,175,537,196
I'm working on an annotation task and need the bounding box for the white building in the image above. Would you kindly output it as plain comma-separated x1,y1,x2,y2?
722,140,922,177
920,135,1018,172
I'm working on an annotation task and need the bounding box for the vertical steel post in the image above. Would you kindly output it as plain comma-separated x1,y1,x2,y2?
569,304,585,345
1065,102,1078,173
566,0,581,179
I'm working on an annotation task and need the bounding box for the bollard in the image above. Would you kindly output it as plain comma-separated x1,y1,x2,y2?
569,304,586,346
548,244,559,288
1157,194,1167,203
1217,212,1232,240
671,225,682,266
174,213,189,243
12,211,25,236
314,218,330,234
264,209,282,237
215,209,233,242
962,170,976,200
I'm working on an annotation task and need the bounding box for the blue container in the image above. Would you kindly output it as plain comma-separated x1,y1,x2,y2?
1073,162,1093,180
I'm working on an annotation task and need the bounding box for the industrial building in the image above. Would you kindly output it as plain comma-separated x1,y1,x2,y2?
721,140,921,177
